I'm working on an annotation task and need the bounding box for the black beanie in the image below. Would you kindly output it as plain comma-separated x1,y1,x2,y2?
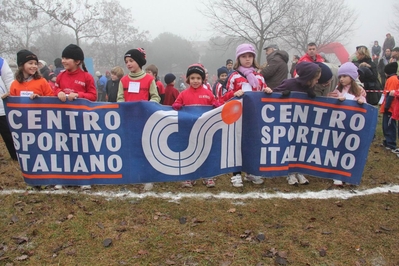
315,62,333,84
17,49,38,66
217,67,228,78
384,62,398,76
186,64,205,81
62,44,84,61
164,73,176,85
124,48,147,68
226,59,233,65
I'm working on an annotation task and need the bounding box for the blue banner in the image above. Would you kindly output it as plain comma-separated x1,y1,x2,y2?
3,92,378,186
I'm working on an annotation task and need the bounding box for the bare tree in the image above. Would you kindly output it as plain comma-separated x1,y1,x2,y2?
202,0,298,63
282,0,357,54
0,0,51,54
28,0,101,46
91,0,149,68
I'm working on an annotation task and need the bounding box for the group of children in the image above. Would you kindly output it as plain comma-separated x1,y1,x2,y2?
4,41,396,191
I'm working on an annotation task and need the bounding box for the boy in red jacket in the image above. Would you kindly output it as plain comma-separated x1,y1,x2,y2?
163,73,179,105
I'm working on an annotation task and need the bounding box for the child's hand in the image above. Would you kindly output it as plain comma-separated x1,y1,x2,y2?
68,92,78,101
29,94,39,100
389,90,395,96
234,90,244,97
338,97,345,101
357,99,364,105
212,101,222,108
58,92,67,102
263,87,273,94
172,102,183,110
281,90,291,97
327,91,339,98
1,92,10,99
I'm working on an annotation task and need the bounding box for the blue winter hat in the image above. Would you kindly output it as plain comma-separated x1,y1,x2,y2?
217,67,228,77
164,73,176,84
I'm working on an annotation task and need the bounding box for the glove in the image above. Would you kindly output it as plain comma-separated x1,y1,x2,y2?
307,90,316,98
172,102,183,110
281,90,291,97
212,101,222,108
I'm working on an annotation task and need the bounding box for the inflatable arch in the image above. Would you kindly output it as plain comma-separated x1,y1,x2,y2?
318,42,349,64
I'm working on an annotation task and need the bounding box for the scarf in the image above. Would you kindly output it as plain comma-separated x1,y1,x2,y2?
237,66,259,89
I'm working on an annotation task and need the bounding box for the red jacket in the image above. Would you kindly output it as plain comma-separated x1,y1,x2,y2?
156,80,165,94
222,71,266,102
385,75,399,119
163,84,179,105
174,86,217,106
54,68,97,101
120,74,154,102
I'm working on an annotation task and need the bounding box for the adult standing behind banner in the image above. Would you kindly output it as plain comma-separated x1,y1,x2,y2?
117,48,160,191
260,44,289,89
353,45,382,105
293,42,324,77
382,33,395,53
378,48,391,88
0,57,18,161
371,41,381,65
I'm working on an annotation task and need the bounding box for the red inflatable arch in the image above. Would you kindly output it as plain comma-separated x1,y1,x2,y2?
318,42,349,64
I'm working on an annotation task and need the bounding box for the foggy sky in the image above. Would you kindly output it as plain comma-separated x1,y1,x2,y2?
121,0,397,56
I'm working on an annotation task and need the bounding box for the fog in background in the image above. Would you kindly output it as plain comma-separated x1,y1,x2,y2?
122,0,397,59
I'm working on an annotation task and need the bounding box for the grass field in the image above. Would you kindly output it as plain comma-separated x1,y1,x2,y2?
1,113,399,265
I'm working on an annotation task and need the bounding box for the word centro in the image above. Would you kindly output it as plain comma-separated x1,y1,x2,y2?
7,109,123,173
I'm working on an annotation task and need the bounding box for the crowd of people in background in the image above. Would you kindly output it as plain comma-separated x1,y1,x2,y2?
0,32,399,191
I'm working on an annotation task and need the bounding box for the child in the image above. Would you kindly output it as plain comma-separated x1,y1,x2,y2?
54,44,97,190
223,43,268,187
163,73,179,105
326,62,367,186
212,67,228,101
117,48,160,104
267,61,322,186
382,62,399,153
48,72,56,92
105,66,124,102
145,64,165,104
54,44,97,103
117,48,160,191
329,62,366,103
9,49,53,98
172,64,220,188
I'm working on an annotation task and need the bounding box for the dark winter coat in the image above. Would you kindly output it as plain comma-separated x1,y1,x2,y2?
260,50,289,89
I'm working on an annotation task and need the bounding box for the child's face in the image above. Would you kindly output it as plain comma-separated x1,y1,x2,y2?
219,73,228,82
51,77,56,82
339,75,352,86
309,72,321,88
226,63,233,70
146,70,155,77
188,73,203,89
125,57,140,73
111,73,118,81
23,60,38,76
239,53,254,68
62,58,79,71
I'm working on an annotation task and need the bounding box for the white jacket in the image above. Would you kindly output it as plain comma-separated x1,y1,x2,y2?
0,58,14,116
